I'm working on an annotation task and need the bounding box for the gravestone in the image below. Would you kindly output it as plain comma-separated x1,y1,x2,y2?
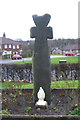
30,14,53,105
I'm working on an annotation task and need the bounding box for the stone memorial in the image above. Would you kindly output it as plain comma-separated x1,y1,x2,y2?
35,87,48,107
30,14,53,105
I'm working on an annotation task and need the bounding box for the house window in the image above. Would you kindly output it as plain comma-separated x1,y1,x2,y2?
13,45,15,49
17,45,19,49
5,44,7,48
9,44,11,48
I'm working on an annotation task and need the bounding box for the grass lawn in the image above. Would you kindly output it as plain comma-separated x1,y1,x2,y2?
14,56,79,64
0,80,79,89
51,56,79,64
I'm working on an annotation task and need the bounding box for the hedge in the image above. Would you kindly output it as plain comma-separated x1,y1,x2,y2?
0,63,80,82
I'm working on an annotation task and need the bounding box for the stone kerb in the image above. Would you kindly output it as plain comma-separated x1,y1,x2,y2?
1,115,80,120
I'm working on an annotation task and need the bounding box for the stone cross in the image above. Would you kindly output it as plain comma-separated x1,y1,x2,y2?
30,14,53,105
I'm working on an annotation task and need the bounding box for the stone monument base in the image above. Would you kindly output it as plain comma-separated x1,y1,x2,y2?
35,100,48,108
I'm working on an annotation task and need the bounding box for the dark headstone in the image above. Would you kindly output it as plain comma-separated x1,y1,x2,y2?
30,14,53,104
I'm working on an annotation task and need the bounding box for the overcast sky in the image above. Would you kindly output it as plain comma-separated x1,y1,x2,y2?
0,0,79,40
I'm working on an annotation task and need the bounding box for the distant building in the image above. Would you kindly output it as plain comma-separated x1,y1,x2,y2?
0,35,22,58
51,47,61,54
63,44,80,54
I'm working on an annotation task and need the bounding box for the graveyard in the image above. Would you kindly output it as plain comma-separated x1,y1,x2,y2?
0,14,80,120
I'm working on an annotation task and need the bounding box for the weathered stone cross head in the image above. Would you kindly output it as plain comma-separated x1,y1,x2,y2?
30,14,53,40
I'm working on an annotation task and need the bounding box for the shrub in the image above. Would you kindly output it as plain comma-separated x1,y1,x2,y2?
1,63,80,82
70,106,80,115
21,53,32,58
0,109,10,114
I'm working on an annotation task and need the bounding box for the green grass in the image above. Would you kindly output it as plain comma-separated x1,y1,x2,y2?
51,56,79,64
14,60,32,64
14,56,79,64
0,80,78,89
14,61,32,64
1,81,33,89
51,80,78,88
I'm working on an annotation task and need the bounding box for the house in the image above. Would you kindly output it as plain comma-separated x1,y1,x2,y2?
51,47,61,54
63,44,80,54
0,36,22,58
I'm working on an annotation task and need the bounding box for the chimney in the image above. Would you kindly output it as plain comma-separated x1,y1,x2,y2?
3,32,6,38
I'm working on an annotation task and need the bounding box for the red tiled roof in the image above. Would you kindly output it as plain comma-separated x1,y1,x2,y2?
0,37,21,45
